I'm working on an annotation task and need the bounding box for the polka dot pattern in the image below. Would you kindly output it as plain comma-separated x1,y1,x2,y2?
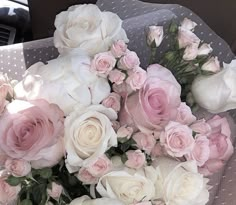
0,1,235,204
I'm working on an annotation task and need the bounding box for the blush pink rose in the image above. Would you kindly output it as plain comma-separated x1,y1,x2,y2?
91,52,116,76
5,159,31,177
47,182,63,200
126,67,147,90
176,102,196,125
111,121,120,131
190,119,211,135
207,115,233,161
77,167,98,185
132,132,156,154
112,82,132,98
0,178,20,204
102,92,121,112
0,99,64,166
178,27,200,48
117,125,133,139
110,40,127,58
118,51,140,70
199,159,224,176
0,73,13,115
125,150,145,169
198,115,234,175
0,73,13,97
119,64,181,134
151,143,165,158
183,44,199,61
109,69,126,85
160,121,194,157
86,155,112,177
185,135,210,166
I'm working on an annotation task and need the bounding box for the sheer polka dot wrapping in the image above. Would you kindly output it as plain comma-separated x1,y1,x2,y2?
0,0,236,204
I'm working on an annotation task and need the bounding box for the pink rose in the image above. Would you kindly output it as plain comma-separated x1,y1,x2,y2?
0,73,13,115
126,67,147,90
112,121,120,131
77,167,98,185
117,125,133,139
0,97,7,115
183,44,198,61
86,155,112,177
0,73,13,97
178,27,200,49
186,135,210,166
112,82,132,98
109,69,126,85
147,26,164,47
207,115,233,159
0,99,64,167
30,137,65,169
5,159,31,177
190,119,211,135
199,115,234,175
91,52,116,76
199,159,224,176
207,115,233,161
119,64,181,133
176,102,196,125
151,143,165,158
160,121,194,157
110,40,127,58
132,132,156,154
102,92,121,112
125,150,145,169
47,182,63,200
0,178,20,204
118,51,140,70
201,57,220,73
180,18,197,31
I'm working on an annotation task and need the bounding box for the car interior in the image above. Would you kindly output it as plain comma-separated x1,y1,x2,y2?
1,0,236,54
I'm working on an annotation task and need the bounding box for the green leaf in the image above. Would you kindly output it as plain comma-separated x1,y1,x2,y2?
39,168,53,179
169,21,178,34
20,199,33,205
6,175,24,186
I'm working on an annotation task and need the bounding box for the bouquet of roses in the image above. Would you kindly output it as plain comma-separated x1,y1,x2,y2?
0,4,234,205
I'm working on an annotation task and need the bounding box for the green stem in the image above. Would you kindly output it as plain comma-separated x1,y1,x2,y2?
149,47,157,64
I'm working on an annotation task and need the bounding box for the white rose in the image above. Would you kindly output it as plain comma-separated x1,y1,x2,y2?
96,169,155,205
198,43,213,56
54,4,128,56
191,59,236,113
180,18,197,31
147,26,164,47
70,196,124,205
14,51,110,115
65,105,117,172
151,157,209,205
183,44,198,61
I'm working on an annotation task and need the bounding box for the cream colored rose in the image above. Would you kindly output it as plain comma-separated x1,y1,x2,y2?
65,105,117,172
54,4,128,56
152,157,209,205
96,170,155,205
70,196,124,205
